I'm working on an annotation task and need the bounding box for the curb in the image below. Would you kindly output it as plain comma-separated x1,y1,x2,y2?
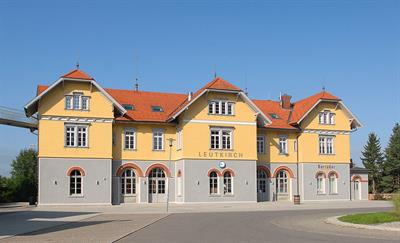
325,215,400,232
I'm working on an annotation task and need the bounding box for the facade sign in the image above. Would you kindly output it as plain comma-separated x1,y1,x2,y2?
317,164,336,170
198,151,244,159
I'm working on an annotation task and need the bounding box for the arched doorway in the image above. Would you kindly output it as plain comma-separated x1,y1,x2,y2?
257,169,269,202
120,168,137,203
148,167,167,203
353,176,362,200
276,170,290,201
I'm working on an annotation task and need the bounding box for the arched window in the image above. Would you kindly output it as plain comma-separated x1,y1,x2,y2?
209,171,218,195
276,170,288,194
316,173,325,194
70,170,82,195
257,169,267,193
148,168,165,194
121,169,136,195
328,173,338,194
223,172,233,194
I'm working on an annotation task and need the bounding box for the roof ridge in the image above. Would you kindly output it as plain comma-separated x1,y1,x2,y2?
105,88,186,96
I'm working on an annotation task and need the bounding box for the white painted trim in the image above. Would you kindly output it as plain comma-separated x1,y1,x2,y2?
303,129,350,135
169,89,271,125
41,116,113,123
295,99,362,129
184,119,256,126
25,77,126,116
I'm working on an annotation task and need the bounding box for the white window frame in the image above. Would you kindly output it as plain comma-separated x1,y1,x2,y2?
208,100,235,116
124,128,136,150
223,172,233,195
210,127,233,150
65,124,88,148
319,136,335,155
69,170,83,196
329,174,338,194
279,136,288,155
65,92,90,111
316,174,325,194
209,171,219,195
152,129,164,151
121,168,136,195
257,135,265,154
319,110,335,125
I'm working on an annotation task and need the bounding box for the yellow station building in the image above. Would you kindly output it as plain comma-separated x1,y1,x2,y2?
25,68,368,205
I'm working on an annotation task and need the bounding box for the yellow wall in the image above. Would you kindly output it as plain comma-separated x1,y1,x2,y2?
298,101,351,163
257,129,298,163
300,102,352,131
36,81,353,164
38,81,115,158
38,82,114,119
113,123,178,161
298,133,350,163
38,120,113,158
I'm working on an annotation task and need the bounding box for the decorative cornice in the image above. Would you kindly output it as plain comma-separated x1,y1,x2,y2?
302,129,350,135
41,116,113,123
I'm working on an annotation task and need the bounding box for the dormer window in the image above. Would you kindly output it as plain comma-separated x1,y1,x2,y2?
65,92,89,111
123,104,135,110
208,100,234,115
152,106,164,112
269,113,280,119
319,110,335,125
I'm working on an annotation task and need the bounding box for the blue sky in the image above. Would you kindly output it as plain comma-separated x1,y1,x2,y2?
0,1,399,176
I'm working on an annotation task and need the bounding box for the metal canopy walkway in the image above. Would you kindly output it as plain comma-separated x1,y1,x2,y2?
0,106,37,130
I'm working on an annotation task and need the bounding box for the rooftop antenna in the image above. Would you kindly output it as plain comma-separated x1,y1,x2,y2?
322,85,326,92
76,61,80,70
244,72,248,96
213,64,217,78
134,56,139,91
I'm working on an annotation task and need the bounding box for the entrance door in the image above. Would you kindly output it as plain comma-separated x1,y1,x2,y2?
276,170,290,201
354,180,361,200
148,168,167,203
257,169,269,202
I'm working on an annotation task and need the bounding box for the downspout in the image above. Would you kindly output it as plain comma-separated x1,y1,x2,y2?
295,130,301,204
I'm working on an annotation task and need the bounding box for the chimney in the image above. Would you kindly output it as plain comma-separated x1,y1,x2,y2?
188,92,193,101
280,94,292,109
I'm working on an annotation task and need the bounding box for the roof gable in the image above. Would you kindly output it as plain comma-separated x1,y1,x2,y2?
203,77,241,91
62,69,93,80
290,91,340,124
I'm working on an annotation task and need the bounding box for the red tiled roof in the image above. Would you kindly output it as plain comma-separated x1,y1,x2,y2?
290,91,340,124
252,100,297,130
62,69,94,80
35,71,342,128
105,89,187,122
203,77,241,91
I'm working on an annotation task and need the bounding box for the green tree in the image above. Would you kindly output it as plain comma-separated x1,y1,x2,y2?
381,123,400,193
0,175,13,203
361,133,384,193
9,149,38,201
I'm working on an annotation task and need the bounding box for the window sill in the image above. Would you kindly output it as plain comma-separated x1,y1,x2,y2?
279,153,289,156
223,194,234,197
209,194,221,197
329,193,339,195
207,113,235,117
319,153,336,156
69,195,84,198
124,149,137,151
152,149,165,152
122,194,137,197
317,193,326,196
65,146,89,149
209,149,234,151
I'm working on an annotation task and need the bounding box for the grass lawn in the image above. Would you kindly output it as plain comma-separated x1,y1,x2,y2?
338,212,400,225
